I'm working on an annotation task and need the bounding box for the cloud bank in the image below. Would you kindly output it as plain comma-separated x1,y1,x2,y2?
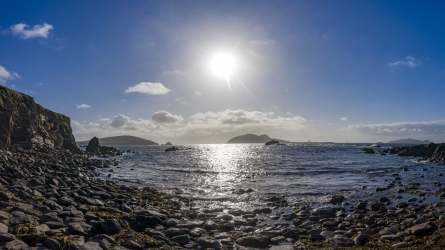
0,65,20,84
125,82,171,95
152,110,183,124
72,109,308,144
10,23,54,39
347,120,445,136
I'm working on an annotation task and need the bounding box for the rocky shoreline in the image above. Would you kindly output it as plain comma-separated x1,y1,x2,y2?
1,146,445,249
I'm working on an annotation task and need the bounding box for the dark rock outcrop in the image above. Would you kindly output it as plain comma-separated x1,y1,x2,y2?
0,86,78,151
165,147,178,152
165,142,173,145
85,137,123,156
360,148,375,154
389,143,445,164
265,140,280,146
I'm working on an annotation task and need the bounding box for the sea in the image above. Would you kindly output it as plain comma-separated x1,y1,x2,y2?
92,143,444,212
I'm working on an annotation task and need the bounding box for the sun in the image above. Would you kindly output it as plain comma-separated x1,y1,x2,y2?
210,53,236,77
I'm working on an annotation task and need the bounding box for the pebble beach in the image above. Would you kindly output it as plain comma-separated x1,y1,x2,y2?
1,144,445,249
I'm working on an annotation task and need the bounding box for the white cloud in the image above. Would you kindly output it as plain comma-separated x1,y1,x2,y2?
125,82,171,95
98,118,110,122
110,114,130,128
77,104,91,109
175,97,184,101
152,110,183,124
347,120,445,136
340,117,348,121
71,120,81,126
10,23,53,39
0,65,20,84
389,56,420,68
250,39,276,45
87,122,100,128
195,92,202,96
36,82,43,86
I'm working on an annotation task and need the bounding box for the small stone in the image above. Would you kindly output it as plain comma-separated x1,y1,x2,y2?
393,242,409,248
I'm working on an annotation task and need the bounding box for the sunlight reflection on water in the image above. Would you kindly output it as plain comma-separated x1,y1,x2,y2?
96,143,443,210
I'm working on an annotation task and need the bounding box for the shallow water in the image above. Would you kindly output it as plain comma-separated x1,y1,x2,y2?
95,143,444,211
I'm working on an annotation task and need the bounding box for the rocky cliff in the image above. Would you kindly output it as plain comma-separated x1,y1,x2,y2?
0,86,78,151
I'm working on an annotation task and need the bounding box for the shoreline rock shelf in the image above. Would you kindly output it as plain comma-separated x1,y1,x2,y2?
389,143,445,165
0,147,445,249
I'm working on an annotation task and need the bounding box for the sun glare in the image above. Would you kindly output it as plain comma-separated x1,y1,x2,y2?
211,53,236,76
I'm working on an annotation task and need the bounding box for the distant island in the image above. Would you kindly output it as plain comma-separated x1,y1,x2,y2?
77,135,158,146
227,134,290,144
387,138,431,144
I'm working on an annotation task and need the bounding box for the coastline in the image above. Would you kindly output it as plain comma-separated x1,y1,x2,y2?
0,146,445,249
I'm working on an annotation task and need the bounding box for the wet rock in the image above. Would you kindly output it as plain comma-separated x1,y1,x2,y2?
165,147,178,152
308,234,324,241
4,239,29,250
100,219,121,235
190,227,206,237
282,229,300,239
94,234,116,243
44,238,60,249
0,211,12,220
196,237,222,249
205,220,219,230
379,228,397,236
236,235,271,248
0,233,17,242
356,202,367,210
170,234,190,245
9,215,39,225
164,228,190,237
381,234,401,241
354,234,366,246
409,221,438,236
370,202,385,211
330,195,345,204
320,231,334,239
327,236,355,247
393,242,409,248
31,224,51,234
361,148,375,154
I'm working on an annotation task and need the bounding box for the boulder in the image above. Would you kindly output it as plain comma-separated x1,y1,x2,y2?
236,235,271,247
409,222,438,236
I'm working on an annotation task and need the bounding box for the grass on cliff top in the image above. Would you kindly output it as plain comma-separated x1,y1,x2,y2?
0,85,73,133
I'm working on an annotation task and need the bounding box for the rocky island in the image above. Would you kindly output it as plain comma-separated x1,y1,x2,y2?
227,134,289,144
77,136,158,146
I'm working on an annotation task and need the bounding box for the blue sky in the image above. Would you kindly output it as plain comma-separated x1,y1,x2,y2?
2,0,445,144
